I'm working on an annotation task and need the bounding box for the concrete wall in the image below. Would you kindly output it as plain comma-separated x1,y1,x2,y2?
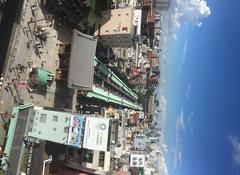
95,7,134,48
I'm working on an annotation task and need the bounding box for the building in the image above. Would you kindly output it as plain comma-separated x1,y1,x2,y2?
133,134,147,150
0,104,120,175
29,67,54,87
133,9,142,42
0,105,86,174
46,0,101,29
0,104,35,175
27,107,84,147
65,117,120,175
147,95,155,116
129,151,146,168
94,7,134,48
68,30,143,111
155,0,170,10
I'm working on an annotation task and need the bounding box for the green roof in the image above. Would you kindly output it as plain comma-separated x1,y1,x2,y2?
95,57,138,100
87,86,143,110
36,68,54,86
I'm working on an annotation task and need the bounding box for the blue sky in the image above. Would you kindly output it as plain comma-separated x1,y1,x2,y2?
161,1,240,175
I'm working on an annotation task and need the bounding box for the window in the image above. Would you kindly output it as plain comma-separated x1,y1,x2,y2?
122,27,128,32
64,127,69,133
40,114,47,123
123,49,126,57
53,128,56,131
53,115,58,122
113,29,117,33
105,30,109,34
65,117,69,122
83,149,94,163
99,151,105,167
118,14,121,16
126,13,129,16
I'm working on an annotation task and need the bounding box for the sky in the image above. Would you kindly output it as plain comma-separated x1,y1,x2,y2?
158,0,240,175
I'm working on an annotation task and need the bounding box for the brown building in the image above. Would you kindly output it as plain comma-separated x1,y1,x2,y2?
94,7,134,48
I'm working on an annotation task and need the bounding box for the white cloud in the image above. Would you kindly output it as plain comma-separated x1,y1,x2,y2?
169,0,211,38
190,126,194,134
178,108,185,130
173,149,182,169
187,112,194,134
176,109,185,146
173,108,185,170
158,95,168,130
186,83,192,99
182,40,188,64
158,156,170,175
228,135,240,170
188,112,194,124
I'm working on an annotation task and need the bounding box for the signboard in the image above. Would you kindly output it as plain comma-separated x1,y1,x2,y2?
133,134,147,150
83,117,110,151
130,151,146,167
67,115,84,147
138,111,144,119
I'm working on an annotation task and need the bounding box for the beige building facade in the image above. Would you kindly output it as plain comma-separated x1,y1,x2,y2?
94,7,134,48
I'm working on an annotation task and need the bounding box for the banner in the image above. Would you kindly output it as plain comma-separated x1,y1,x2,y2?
83,117,110,151
67,115,84,147
130,151,146,167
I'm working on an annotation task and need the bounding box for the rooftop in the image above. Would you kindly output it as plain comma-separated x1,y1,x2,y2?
27,107,72,145
68,30,97,91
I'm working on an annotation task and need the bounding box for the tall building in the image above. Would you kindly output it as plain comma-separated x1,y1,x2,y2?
155,0,170,10
0,105,120,175
94,7,135,48
65,117,119,175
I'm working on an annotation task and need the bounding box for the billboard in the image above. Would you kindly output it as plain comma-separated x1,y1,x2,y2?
138,111,145,119
67,115,84,147
83,117,110,151
130,151,146,167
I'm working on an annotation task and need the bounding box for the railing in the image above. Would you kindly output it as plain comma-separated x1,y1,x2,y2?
87,86,143,110
94,57,138,100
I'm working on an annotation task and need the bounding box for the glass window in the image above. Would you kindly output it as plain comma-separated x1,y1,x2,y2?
53,115,58,122
122,27,128,32
83,149,94,163
64,127,69,133
99,151,105,167
40,114,47,123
